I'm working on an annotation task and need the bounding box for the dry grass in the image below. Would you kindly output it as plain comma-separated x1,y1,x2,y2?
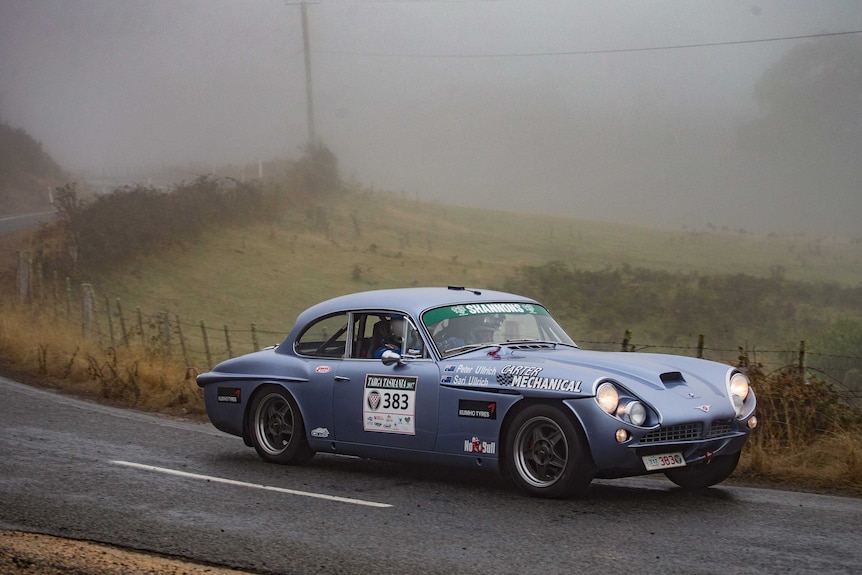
738,431,862,495
0,302,205,418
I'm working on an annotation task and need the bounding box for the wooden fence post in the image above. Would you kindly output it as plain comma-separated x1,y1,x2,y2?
201,320,212,370
175,315,192,379
35,258,43,301
799,340,807,384
697,334,704,359
116,299,129,347
160,312,171,356
251,323,259,352
104,296,116,349
136,307,145,348
65,277,72,320
81,283,94,338
52,271,59,318
17,251,30,303
224,325,233,358
621,329,632,352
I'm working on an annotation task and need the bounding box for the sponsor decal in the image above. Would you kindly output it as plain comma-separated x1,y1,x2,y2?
315,365,332,374
500,364,544,377
365,375,417,391
440,366,496,387
497,365,581,392
696,405,711,413
441,365,497,386
458,400,497,419
363,374,417,435
367,390,381,410
422,303,550,325
217,387,241,404
464,436,496,455
464,303,530,315
444,375,491,386
311,427,330,438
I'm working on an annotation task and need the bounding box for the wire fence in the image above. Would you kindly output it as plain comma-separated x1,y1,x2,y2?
12,252,862,405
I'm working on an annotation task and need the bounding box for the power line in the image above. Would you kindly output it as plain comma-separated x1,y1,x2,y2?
316,28,862,59
284,0,508,5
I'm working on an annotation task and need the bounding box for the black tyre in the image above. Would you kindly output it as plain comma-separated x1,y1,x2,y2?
664,450,741,490
248,385,315,465
504,404,593,498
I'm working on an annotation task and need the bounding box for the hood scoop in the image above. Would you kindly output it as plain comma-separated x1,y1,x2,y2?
507,342,557,351
659,371,686,388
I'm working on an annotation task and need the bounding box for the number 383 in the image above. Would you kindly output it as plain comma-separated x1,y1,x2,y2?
382,392,410,410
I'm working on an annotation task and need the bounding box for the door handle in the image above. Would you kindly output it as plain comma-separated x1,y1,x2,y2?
334,376,350,382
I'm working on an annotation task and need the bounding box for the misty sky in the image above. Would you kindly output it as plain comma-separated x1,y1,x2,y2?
1,0,861,237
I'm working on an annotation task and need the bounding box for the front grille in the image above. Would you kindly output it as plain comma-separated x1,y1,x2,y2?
640,423,703,444
706,420,734,438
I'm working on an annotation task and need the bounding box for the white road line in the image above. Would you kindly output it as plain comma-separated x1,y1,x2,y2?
0,210,53,222
110,460,392,508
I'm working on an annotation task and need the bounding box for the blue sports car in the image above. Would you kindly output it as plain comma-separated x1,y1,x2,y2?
197,286,757,498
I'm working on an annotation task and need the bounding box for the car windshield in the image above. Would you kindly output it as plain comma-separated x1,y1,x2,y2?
422,302,577,357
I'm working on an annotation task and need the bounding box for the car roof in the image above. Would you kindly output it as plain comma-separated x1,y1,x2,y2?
294,286,540,326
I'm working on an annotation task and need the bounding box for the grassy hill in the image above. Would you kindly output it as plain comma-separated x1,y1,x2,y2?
80,188,862,346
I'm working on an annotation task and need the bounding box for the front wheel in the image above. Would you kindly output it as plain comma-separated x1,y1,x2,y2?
248,385,315,465
664,451,741,489
504,404,593,498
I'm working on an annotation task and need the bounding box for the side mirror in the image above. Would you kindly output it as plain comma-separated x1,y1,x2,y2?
380,349,404,366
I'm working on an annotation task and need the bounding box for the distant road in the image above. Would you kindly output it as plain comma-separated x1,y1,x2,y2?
0,210,54,235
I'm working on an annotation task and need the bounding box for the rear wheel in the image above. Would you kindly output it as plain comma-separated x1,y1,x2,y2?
664,451,741,489
248,385,315,465
504,404,593,498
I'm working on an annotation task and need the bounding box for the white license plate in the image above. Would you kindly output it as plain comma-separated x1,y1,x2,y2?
642,452,686,471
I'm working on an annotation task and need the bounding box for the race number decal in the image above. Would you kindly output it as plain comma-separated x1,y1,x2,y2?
364,374,417,435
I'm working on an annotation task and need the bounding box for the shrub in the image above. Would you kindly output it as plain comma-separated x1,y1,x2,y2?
46,176,266,273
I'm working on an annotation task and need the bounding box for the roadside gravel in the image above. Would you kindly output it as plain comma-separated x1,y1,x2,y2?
0,531,257,575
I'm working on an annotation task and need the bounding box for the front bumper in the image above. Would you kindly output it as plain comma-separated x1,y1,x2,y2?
565,398,756,479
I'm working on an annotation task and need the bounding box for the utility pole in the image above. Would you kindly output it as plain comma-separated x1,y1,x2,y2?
300,1,316,147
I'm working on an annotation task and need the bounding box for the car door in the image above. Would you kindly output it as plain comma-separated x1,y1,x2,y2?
289,311,349,438
332,312,439,451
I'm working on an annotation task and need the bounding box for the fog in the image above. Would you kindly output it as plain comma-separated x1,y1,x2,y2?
1,0,861,237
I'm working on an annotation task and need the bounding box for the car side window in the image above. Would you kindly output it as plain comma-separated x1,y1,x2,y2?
349,311,428,359
402,318,427,359
294,313,349,358
349,313,381,359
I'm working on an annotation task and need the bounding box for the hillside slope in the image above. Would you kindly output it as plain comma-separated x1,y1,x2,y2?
0,120,66,212
85,189,862,343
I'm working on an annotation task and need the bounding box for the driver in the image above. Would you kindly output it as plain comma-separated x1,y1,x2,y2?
372,316,405,358
436,314,499,351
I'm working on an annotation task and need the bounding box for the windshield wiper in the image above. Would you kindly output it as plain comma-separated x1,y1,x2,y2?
442,343,494,356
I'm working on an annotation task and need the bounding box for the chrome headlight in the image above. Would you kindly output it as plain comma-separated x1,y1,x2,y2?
728,371,750,417
622,400,647,426
596,382,619,414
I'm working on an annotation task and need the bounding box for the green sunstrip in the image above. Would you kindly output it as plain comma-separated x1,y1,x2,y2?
422,302,549,326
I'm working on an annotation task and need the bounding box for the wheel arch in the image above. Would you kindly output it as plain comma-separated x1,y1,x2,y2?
241,380,305,447
497,398,595,477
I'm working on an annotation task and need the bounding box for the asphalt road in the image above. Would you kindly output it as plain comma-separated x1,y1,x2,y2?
0,210,54,235
1,375,860,575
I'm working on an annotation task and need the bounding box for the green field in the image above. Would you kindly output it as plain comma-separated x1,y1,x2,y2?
86,189,862,344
